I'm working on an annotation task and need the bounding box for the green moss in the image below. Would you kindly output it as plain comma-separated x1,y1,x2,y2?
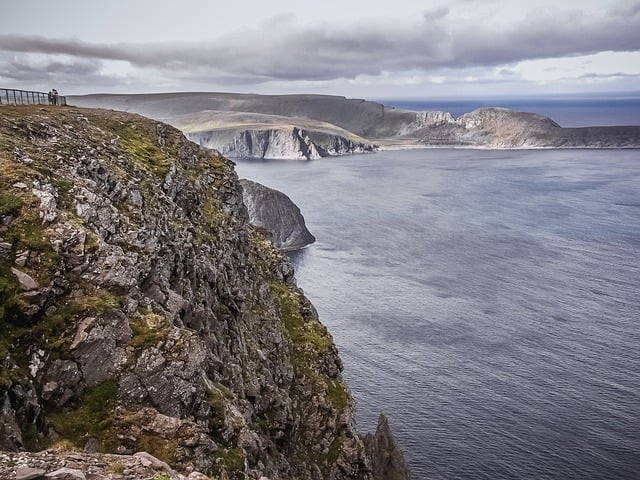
115,124,169,177
271,282,332,365
213,447,245,474
48,379,119,451
325,377,349,411
0,192,23,216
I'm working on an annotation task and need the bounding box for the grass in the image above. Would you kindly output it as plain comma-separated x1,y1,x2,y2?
270,282,333,365
136,433,179,467
48,379,119,451
212,447,245,477
129,310,168,349
271,281,350,408
0,192,23,216
113,123,170,177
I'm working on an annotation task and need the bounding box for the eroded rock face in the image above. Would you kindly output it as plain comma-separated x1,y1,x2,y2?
187,127,378,160
240,179,315,252
0,106,406,479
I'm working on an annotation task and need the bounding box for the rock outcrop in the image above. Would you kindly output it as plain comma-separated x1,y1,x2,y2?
363,415,411,480
240,179,315,252
0,105,409,480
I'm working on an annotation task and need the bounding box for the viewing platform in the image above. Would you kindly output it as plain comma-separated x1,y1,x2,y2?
0,88,67,106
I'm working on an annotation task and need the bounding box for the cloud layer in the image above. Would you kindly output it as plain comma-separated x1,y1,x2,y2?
1,2,639,94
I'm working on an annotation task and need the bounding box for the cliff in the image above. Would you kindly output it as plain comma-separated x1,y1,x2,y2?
69,93,640,150
176,110,378,160
0,106,408,480
407,107,640,148
187,127,376,160
240,179,315,252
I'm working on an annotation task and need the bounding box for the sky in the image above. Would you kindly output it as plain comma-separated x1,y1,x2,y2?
1,0,639,99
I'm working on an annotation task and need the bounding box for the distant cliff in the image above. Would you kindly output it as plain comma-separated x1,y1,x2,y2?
0,105,408,480
188,127,377,160
69,93,640,151
240,179,316,251
405,107,640,148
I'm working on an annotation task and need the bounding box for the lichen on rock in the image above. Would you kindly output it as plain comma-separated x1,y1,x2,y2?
0,106,408,479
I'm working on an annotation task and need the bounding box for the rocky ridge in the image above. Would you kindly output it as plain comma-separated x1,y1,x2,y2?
0,105,409,480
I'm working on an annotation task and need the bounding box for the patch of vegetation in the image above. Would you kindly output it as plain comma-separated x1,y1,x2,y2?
1,191,62,286
206,388,227,433
84,231,99,252
0,192,23,216
196,196,225,243
107,462,125,475
326,434,345,466
0,261,27,328
48,379,119,452
212,447,245,478
129,310,168,349
52,178,73,210
271,282,332,365
113,123,170,177
136,433,179,466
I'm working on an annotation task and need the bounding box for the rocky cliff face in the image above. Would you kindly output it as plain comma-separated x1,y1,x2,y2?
405,107,640,148
240,179,315,252
187,127,377,160
0,106,408,480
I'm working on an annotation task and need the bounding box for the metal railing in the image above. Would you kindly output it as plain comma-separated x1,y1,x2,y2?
0,88,67,106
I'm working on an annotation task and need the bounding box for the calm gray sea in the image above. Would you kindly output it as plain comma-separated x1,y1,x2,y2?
235,149,640,480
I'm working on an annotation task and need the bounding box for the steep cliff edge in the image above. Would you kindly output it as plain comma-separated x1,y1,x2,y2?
240,179,315,252
0,106,408,479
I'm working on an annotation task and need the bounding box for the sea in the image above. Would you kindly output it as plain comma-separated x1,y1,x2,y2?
379,95,640,127
233,102,640,480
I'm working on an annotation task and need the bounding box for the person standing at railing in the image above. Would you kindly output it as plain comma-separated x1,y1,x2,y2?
52,89,58,106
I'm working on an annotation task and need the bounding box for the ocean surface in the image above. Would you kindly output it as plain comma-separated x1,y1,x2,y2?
379,96,640,128
235,149,640,480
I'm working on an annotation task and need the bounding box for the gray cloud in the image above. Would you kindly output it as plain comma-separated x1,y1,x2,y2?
0,4,638,87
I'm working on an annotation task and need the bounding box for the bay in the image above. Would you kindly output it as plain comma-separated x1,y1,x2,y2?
235,149,640,479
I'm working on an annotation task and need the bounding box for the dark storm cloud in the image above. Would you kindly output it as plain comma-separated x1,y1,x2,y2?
0,4,639,84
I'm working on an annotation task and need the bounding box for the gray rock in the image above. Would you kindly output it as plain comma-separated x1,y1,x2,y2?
11,267,39,291
15,466,46,480
362,415,410,480
44,468,86,479
240,179,315,251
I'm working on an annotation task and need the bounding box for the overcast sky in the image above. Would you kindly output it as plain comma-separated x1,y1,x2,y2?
1,0,639,98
